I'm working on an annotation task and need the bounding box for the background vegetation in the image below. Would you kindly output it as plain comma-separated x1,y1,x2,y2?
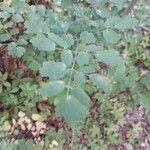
0,0,150,149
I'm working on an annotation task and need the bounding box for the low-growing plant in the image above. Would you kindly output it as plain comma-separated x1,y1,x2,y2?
0,0,150,149
0,0,149,124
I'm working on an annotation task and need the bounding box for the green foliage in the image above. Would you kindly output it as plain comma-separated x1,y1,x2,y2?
0,139,43,150
56,95,87,123
0,74,40,110
0,72,10,93
0,0,149,125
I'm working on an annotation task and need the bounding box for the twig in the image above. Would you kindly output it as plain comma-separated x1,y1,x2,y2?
66,38,79,98
124,0,138,15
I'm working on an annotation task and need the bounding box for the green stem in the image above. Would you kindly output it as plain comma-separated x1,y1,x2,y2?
66,39,79,99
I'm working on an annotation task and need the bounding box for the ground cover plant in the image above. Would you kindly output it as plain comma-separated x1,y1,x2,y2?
0,0,150,149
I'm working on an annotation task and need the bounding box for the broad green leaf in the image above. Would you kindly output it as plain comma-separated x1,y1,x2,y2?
0,33,11,42
48,33,69,48
69,22,82,34
77,52,90,66
56,95,87,123
30,34,55,52
104,17,120,28
12,14,24,23
18,38,28,45
113,64,126,81
40,81,65,97
8,43,25,57
80,31,96,44
61,50,73,67
103,30,121,44
25,14,46,33
51,23,66,34
39,61,66,79
96,50,124,67
90,74,112,93
71,87,90,106
36,5,46,16
12,0,27,14
61,34,74,48
115,16,138,30
74,72,85,85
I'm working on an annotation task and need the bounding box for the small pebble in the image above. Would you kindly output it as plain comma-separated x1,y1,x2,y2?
27,123,32,130
24,116,31,124
51,140,58,146
39,129,45,134
18,111,25,118
31,126,36,131
21,124,26,130
18,118,24,125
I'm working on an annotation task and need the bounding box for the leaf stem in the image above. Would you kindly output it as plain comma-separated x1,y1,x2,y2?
66,39,79,99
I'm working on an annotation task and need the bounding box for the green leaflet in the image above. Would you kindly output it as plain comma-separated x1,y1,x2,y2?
77,52,90,66
71,87,90,106
104,17,120,28
80,31,96,44
30,34,55,52
36,5,46,16
0,33,11,42
56,95,87,123
61,34,74,48
90,74,112,93
39,61,66,79
7,42,25,57
61,50,73,67
96,50,124,67
74,72,85,85
48,33,73,48
12,0,27,14
12,14,24,23
40,81,65,97
25,14,48,33
103,30,121,44
115,16,138,30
